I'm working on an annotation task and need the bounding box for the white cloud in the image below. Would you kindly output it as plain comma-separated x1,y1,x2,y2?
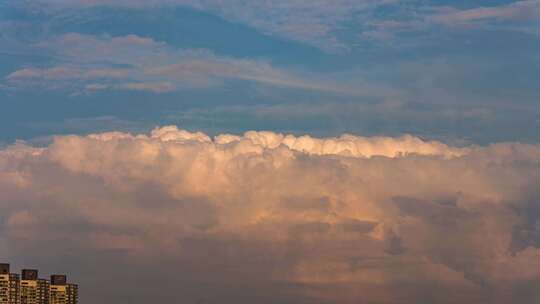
2,126,540,303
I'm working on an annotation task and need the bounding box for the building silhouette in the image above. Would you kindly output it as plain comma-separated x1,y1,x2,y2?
0,265,76,304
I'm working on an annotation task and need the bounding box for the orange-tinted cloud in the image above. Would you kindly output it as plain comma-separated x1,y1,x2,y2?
1,126,540,303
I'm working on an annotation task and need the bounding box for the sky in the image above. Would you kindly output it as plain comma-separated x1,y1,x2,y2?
1,1,540,303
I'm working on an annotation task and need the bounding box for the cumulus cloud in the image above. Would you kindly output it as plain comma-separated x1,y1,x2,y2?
2,126,540,303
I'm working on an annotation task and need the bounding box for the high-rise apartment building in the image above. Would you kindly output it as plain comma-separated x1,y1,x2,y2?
20,270,36,304
36,280,49,304
65,285,76,304
0,264,10,304
1,265,20,304
0,265,76,304
49,276,77,304
20,269,47,304
9,274,20,304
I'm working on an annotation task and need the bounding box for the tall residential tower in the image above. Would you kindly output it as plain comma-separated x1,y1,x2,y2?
49,276,77,304
0,264,10,304
20,270,49,304
0,264,20,304
0,265,76,304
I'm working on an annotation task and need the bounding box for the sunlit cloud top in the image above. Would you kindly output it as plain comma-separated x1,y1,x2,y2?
2,127,540,303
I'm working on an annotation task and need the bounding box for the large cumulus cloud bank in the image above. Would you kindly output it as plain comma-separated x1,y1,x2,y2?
2,126,540,303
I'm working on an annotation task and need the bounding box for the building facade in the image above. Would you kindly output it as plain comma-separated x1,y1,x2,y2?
49,276,77,304
65,285,77,304
8,274,20,304
49,276,66,304
36,280,49,304
0,264,11,304
0,265,76,304
20,269,41,304
1,264,20,304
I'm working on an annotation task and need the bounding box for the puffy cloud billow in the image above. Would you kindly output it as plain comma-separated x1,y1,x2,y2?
2,126,540,303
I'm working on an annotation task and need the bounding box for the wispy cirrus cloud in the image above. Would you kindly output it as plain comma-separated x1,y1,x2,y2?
363,1,540,43
12,0,540,51
15,0,398,53
3,33,364,94
433,0,540,25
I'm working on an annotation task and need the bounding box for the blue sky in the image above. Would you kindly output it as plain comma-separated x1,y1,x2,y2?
3,2,540,304
1,0,540,145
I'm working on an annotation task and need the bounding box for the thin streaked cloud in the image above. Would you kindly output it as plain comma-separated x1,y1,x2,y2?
4,33,369,94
